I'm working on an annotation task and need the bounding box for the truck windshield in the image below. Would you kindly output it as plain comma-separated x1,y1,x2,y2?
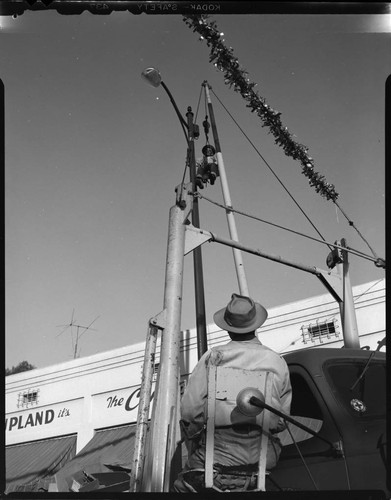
325,360,386,419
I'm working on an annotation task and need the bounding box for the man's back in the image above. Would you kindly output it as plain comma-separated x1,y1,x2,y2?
181,336,291,469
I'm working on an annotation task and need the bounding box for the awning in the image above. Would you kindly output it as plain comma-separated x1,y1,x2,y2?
54,424,137,491
5,434,77,493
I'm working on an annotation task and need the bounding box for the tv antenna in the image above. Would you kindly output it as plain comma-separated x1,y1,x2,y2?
57,309,100,358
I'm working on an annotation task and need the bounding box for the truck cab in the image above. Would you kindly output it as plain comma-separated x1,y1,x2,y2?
271,348,387,494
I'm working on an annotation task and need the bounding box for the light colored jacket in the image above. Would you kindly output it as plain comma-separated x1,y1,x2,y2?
181,336,292,469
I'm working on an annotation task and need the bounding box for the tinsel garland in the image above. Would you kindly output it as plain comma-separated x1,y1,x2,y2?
183,15,339,202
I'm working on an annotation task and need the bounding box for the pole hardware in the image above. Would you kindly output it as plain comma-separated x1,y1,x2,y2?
374,257,386,268
184,224,213,255
186,106,208,359
184,223,342,295
335,239,360,349
175,182,192,211
196,144,219,188
149,310,167,331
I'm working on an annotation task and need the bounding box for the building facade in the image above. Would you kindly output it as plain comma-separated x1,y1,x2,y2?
5,279,385,492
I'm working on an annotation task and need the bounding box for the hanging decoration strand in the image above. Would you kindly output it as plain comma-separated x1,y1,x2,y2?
210,87,332,250
183,14,384,267
183,15,338,202
194,192,379,265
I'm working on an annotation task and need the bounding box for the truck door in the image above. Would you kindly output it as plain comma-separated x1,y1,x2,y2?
323,357,387,493
271,364,349,491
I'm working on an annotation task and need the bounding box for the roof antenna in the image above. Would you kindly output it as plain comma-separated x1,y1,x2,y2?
57,310,100,358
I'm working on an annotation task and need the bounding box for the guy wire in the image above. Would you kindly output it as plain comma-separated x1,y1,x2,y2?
194,192,379,265
211,88,381,262
210,88,332,251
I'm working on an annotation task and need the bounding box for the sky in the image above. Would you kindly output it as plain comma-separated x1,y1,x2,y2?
2,6,388,370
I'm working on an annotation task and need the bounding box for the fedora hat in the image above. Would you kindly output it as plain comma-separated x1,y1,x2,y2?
213,294,268,334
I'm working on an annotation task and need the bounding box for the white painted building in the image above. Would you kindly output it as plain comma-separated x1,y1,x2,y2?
5,279,385,492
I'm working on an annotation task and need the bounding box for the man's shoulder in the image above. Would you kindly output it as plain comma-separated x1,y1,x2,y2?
211,340,286,363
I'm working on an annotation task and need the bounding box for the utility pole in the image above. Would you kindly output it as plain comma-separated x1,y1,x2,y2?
203,82,249,296
141,184,191,492
187,107,208,357
335,238,360,348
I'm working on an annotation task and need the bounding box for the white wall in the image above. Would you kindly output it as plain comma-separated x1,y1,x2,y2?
5,342,151,450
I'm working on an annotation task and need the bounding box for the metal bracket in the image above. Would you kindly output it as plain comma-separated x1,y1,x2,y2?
149,309,167,330
316,269,343,303
175,182,193,216
184,224,212,255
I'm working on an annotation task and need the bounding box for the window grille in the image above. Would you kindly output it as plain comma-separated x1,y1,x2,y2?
17,388,39,408
301,319,340,344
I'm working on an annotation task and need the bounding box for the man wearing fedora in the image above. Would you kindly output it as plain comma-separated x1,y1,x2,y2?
173,294,292,492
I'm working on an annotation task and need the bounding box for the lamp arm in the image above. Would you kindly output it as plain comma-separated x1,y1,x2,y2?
160,81,189,142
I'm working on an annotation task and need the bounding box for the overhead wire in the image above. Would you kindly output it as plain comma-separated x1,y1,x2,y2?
333,200,380,260
351,278,385,303
285,423,319,490
194,192,378,265
210,88,384,266
207,88,385,268
193,85,203,126
183,84,383,268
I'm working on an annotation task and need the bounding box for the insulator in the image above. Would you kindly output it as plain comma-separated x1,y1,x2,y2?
326,248,342,269
202,117,210,135
193,124,200,140
202,144,216,157
196,163,205,189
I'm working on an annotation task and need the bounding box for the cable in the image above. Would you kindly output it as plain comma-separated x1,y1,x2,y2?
334,200,380,260
211,88,383,264
352,278,385,303
194,192,380,265
210,88,333,251
193,85,203,126
285,422,319,490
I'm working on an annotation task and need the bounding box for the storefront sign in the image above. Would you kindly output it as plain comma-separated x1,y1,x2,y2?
106,387,154,412
5,409,55,431
92,383,155,428
5,399,83,445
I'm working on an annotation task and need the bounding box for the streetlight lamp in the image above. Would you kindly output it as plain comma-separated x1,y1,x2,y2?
142,67,208,357
142,68,189,143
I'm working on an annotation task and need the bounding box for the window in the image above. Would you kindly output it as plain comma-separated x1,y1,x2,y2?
290,373,323,420
301,319,340,344
278,372,323,447
324,360,386,419
17,389,39,408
